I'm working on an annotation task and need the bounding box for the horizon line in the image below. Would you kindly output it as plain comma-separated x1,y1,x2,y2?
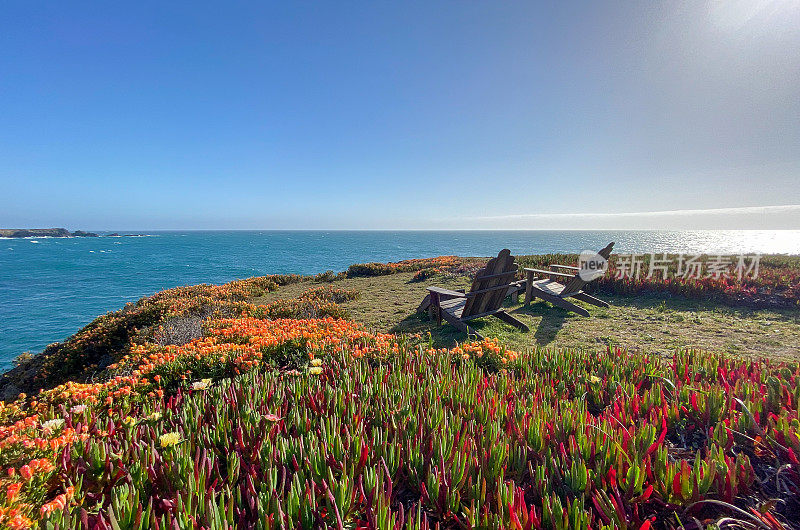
5,204,799,231
98,227,800,232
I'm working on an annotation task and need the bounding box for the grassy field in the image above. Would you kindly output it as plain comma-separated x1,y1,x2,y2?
253,271,800,360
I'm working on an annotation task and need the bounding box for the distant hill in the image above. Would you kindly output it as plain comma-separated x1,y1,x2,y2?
0,228,98,238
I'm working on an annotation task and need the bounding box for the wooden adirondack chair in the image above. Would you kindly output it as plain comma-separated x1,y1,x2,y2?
523,242,614,316
418,249,529,340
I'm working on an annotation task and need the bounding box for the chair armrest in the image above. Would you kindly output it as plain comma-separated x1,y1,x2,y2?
550,264,579,271
427,286,467,299
524,268,575,279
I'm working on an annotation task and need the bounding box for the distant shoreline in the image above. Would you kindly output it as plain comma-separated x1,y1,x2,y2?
0,228,98,238
0,228,150,238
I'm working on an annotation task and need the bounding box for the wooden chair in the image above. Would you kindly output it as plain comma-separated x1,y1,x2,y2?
523,242,614,316
418,249,529,340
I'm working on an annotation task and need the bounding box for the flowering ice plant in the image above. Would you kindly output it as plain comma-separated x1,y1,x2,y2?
40,419,64,432
191,378,212,391
1,312,798,528
159,432,182,448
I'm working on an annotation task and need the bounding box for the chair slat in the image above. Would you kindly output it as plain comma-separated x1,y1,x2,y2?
474,270,518,281
465,250,515,317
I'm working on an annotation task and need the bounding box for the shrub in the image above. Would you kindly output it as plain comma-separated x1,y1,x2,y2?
153,314,206,346
251,298,349,320
410,268,439,282
245,286,358,321
0,274,309,396
314,270,344,282
11,353,34,368
299,285,359,303
346,256,483,278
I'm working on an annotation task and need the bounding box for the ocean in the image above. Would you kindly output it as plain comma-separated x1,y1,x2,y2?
1,229,798,369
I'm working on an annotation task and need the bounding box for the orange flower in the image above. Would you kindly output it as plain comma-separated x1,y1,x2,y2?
5,483,21,502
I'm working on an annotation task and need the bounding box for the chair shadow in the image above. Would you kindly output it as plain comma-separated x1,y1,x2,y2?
391,309,492,348
392,293,582,348
510,301,569,346
391,292,761,351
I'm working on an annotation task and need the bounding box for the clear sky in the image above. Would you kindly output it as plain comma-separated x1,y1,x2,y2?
1,1,799,230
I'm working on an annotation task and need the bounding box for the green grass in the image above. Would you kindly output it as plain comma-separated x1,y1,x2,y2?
252,271,800,360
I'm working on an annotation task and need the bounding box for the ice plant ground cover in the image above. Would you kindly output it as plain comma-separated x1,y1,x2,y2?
522,254,800,310
0,278,344,396
0,254,798,528
346,254,800,310
1,313,800,528
345,256,487,279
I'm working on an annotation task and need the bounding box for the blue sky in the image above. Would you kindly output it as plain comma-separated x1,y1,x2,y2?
1,1,799,229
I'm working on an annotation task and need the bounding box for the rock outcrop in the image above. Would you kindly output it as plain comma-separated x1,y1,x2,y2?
0,228,99,238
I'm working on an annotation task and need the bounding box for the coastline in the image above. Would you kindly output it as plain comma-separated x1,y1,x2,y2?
2,233,800,371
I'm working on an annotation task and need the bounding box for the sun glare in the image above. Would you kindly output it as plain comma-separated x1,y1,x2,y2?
708,0,800,31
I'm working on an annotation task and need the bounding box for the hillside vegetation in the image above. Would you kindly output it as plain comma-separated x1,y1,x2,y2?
1,253,798,528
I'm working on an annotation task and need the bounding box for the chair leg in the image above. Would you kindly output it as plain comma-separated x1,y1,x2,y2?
417,293,432,313
505,282,523,304
531,288,591,317
571,292,610,308
548,297,591,317
494,311,529,332
512,281,525,303
441,310,485,340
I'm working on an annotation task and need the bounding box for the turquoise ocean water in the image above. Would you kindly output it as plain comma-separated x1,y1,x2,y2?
1,230,798,369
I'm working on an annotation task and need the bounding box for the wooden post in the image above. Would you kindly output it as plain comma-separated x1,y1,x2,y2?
524,270,534,305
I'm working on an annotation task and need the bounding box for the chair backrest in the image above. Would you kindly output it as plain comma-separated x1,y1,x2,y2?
560,242,615,297
461,249,518,318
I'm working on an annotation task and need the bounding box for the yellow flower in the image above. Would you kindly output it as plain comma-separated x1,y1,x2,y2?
159,432,182,448
192,378,212,391
310,358,323,367
308,366,323,375
146,412,162,422
588,375,601,384
122,416,137,426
